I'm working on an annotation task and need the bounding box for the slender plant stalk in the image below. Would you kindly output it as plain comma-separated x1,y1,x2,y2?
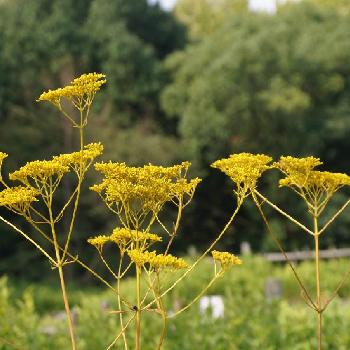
314,216,322,350
117,253,129,350
107,315,136,350
254,190,314,235
170,271,222,318
252,192,317,310
143,200,242,310
154,274,166,350
135,266,142,350
57,264,76,350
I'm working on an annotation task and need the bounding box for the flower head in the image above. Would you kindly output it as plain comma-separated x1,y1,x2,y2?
211,153,272,199
91,161,200,225
9,160,69,186
275,156,322,189
110,228,162,246
211,250,242,268
275,156,350,215
53,143,103,173
87,235,110,251
0,186,39,213
37,72,106,108
127,250,188,270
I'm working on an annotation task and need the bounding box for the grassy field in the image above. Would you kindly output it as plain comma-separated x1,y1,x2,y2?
1,256,350,349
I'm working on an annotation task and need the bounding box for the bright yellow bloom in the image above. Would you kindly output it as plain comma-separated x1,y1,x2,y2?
9,160,69,185
211,250,242,268
87,235,110,250
53,143,103,171
37,72,106,107
0,186,38,213
275,156,322,189
127,250,188,270
71,73,106,95
275,156,350,214
91,161,201,220
110,228,162,245
211,153,272,198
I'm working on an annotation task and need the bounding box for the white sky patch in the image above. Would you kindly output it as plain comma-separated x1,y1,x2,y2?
149,0,177,11
248,0,288,14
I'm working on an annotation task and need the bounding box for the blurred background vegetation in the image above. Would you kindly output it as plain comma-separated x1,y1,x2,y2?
1,0,350,281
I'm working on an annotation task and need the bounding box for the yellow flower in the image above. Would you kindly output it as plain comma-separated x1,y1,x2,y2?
91,161,201,220
9,160,69,185
211,153,272,198
275,156,322,189
37,72,106,106
87,235,110,250
71,73,106,95
110,228,162,245
275,156,350,214
53,143,103,172
127,250,188,270
0,186,38,213
211,250,242,268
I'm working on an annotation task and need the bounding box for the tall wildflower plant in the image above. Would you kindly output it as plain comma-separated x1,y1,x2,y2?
0,73,106,349
0,74,243,350
88,160,243,349
213,153,350,350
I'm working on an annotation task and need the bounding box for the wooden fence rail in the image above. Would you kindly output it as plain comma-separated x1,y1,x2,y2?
263,248,350,262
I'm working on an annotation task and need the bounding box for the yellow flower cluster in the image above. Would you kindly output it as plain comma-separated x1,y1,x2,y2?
275,156,322,189
91,161,201,216
211,250,242,268
211,153,272,198
9,160,69,185
110,228,162,245
275,156,350,205
37,73,106,106
53,143,103,171
127,250,188,270
0,186,38,212
88,228,162,251
87,235,110,251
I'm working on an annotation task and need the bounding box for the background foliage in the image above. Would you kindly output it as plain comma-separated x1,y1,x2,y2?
1,0,350,278
2,258,350,349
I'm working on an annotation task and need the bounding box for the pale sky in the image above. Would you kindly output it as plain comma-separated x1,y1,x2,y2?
150,0,177,11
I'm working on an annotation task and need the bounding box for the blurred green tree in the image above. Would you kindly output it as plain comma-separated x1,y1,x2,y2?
162,3,350,250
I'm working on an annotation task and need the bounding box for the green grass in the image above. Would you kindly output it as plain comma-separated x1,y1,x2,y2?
1,256,350,349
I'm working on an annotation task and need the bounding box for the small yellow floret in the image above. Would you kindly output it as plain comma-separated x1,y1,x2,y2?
211,250,242,268
87,235,110,250
0,152,8,163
